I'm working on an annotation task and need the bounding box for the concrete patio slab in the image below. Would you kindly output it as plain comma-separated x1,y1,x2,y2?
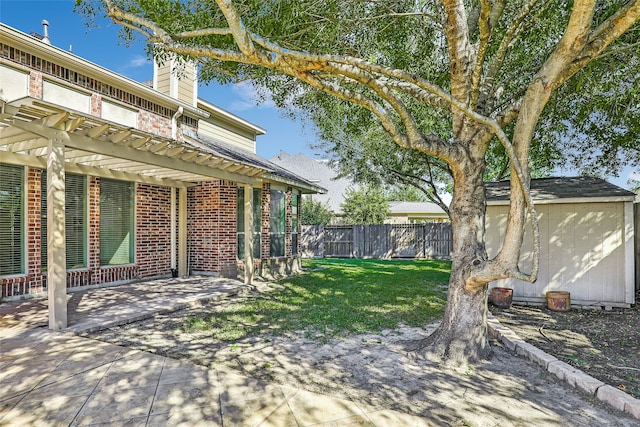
0,277,441,426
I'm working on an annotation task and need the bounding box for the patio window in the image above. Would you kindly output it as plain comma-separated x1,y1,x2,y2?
292,193,299,256
237,187,261,259
41,173,87,270
100,179,134,265
0,163,24,275
270,190,286,257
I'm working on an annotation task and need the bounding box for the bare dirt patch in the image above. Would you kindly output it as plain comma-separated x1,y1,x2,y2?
492,303,640,399
87,286,639,426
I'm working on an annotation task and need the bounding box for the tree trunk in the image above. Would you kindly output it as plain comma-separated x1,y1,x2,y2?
417,150,492,365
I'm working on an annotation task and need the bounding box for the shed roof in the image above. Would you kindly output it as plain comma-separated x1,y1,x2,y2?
485,177,636,204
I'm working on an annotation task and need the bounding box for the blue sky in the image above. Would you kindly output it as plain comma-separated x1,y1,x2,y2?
0,0,322,161
0,0,636,189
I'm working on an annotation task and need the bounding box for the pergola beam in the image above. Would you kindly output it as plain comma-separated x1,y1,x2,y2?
9,119,259,184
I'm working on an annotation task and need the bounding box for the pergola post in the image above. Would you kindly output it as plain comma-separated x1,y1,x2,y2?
47,134,67,330
244,183,254,285
178,187,188,277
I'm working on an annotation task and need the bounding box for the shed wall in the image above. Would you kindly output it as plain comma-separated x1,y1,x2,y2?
486,201,634,307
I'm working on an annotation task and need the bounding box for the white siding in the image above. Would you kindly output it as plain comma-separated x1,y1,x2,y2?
102,100,137,128
486,202,632,306
43,80,90,113
0,65,28,101
198,120,255,152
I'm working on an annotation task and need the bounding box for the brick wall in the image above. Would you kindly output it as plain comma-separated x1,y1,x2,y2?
285,187,293,258
187,180,238,278
1,169,139,299
136,184,172,278
29,71,42,98
90,94,102,117
138,110,173,139
261,182,271,259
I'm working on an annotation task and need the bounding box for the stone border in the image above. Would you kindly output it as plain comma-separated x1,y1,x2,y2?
487,312,640,419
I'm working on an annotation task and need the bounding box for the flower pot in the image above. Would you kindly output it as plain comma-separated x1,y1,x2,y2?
546,291,571,312
491,287,513,309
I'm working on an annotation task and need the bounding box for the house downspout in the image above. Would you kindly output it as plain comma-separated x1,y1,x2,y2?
171,106,183,140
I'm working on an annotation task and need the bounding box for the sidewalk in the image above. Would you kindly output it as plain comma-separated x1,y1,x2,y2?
0,278,431,426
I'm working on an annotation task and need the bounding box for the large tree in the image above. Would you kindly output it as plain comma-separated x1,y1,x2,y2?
79,0,640,365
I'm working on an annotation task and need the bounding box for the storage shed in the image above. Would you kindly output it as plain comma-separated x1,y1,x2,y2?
485,177,636,308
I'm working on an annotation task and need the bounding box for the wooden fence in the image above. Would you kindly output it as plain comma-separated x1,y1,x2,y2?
300,223,452,259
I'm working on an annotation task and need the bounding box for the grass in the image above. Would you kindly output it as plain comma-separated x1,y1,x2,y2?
183,258,451,341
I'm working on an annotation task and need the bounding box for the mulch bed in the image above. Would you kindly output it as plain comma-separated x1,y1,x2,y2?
492,302,640,398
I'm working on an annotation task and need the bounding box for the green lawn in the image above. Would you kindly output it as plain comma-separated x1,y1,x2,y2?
184,258,451,341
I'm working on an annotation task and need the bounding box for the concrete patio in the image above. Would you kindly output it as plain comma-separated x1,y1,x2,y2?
0,277,431,426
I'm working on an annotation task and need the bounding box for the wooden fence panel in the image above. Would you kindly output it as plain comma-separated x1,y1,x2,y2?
391,224,424,258
300,225,324,258
324,226,354,257
301,223,452,259
425,222,453,258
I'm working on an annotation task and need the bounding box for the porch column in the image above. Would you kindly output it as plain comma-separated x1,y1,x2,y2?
178,187,188,277
47,134,67,330
170,187,177,272
244,183,254,285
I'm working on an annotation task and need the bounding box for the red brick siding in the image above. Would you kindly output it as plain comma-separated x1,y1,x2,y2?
137,110,172,138
260,183,271,259
27,168,45,293
88,176,101,285
90,94,102,117
187,180,238,278
136,184,172,278
285,187,293,258
29,71,42,98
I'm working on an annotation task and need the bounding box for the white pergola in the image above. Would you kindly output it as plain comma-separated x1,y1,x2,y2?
1,97,260,330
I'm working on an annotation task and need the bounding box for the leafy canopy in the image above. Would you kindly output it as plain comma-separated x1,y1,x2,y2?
341,185,390,225
300,197,334,226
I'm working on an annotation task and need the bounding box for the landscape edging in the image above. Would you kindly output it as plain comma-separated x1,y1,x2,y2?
487,312,640,420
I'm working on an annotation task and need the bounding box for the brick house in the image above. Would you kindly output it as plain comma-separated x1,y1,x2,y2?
0,23,324,329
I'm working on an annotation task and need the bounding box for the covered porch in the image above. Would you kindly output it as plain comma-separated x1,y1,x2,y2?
1,98,262,330
0,276,252,338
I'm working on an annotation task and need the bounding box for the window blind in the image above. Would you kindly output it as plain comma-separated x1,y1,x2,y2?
237,187,261,259
270,190,285,257
41,173,87,270
100,178,134,265
0,164,24,275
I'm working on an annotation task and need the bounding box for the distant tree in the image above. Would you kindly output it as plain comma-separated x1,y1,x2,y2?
300,197,333,226
385,184,431,203
341,186,389,225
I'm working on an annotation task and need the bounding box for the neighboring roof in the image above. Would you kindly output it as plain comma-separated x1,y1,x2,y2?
389,201,447,215
269,152,355,212
191,137,326,194
485,177,636,204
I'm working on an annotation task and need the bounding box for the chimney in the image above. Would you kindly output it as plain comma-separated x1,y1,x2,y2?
41,20,51,45
153,56,198,107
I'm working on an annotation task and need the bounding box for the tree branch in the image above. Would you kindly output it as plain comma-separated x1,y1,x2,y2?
470,0,493,109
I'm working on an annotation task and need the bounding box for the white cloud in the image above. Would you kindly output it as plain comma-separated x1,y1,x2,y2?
126,55,150,68
228,81,276,111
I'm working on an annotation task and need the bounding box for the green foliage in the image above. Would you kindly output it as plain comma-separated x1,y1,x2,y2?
183,258,450,340
78,1,640,180
300,196,333,226
341,185,389,224
384,185,430,202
